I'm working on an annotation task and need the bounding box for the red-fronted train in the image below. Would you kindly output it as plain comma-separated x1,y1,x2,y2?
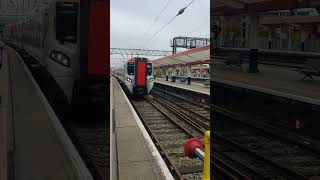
122,57,154,96
2,0,109,111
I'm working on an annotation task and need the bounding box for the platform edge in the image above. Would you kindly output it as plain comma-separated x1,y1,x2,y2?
9,46,94,180
113,77,174,180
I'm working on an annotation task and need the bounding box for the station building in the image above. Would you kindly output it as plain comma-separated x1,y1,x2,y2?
213,8,320,52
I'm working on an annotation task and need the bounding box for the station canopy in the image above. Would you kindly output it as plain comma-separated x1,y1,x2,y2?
152,45,210,67
213,0,320,15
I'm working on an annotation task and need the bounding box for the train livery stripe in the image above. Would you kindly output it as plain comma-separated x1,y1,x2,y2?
88,0,110,76
136,61,146,86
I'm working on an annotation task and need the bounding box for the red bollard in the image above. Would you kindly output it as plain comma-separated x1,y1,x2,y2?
184,138,204,159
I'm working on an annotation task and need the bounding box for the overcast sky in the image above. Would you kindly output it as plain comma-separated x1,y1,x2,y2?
110,0,210,67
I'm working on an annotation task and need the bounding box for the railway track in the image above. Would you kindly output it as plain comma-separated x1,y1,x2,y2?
132,97,204,179
112,76,204,179
7,43,109,180
151,88,283,179
152,88,210,120
152,86,320,179
212,80,320,142
213,111,320,180
149,90,255,180
69,125,109,180
116,80,255,179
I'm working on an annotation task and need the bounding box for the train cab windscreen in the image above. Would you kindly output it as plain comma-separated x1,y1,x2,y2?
56,2,79,43
147,63,152,76
127,62,134,75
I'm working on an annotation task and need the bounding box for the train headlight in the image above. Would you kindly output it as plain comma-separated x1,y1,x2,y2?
148,78,154,83
126,77,132,83
62,58,70,66
50,50,71,67
57,54,63,61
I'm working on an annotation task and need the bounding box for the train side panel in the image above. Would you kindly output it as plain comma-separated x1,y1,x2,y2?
123,62,134,95
45,1,79,103
146,62,154,94
88,0,109,77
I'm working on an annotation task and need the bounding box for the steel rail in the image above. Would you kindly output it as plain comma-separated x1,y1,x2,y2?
112,76,249,179
152,90,209,124
212,104,320,157
153,95,208,133
147,93,256,179
137,97,194,180
153,87,209,110
211,108,320,179
152,87,320,179
155,86,320,158
163,97,304,179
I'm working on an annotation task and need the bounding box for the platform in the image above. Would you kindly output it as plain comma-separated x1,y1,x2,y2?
154,78,210,95
110,77,172,180
213,61,320,105
0,44,91,180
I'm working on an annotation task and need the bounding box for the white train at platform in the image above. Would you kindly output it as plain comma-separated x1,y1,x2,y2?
1,0,109,110
116,57,154,96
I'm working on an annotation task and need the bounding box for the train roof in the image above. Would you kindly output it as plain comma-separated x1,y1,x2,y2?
127,57,152,63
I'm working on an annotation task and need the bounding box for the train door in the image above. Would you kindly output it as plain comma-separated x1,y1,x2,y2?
135,58,147,88
78,0,109,82
88,0,109,77
73,0,109,112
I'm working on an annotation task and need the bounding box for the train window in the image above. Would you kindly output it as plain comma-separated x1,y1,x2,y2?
55,2,79,44
127,62,134,75
147,63,152,76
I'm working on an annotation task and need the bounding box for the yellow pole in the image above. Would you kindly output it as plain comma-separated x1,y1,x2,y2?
203,131,210,180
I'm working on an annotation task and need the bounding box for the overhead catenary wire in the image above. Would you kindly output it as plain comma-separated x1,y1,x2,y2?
142,0,172,37
8,0,17,8
32,0,38,10
145,15,176,44
144,0,195,45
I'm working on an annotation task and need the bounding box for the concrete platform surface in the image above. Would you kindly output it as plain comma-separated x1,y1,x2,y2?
213,62,320,105
155,78,210,95
4,46,90,180
111,77,172,180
